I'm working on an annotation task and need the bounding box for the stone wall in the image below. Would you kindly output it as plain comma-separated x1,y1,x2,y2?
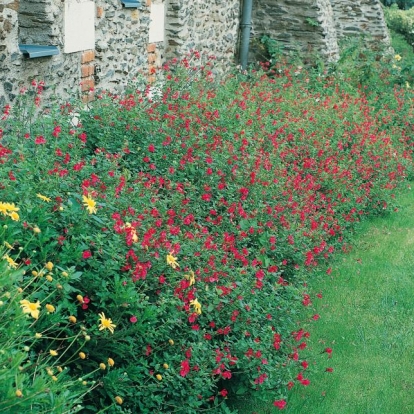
0,0,391,106
0,0,152,106
94,0,151,94
251,0,340,63
330,0,391,45
165,0,240,66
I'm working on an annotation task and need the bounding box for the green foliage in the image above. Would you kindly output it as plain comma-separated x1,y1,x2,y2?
0,245,90,413
384,5,414,47
381,0,414,10
0,45,413,412
305,17,319,27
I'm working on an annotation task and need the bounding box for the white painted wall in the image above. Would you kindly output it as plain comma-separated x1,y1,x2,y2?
64,0,95,53
149,3,165,43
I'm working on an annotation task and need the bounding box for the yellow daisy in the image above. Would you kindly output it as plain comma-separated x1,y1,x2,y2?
82,195,97,215
98,312,116,334
4,254,18,269
166,253,179,269
190,298,202,315
0,202,19,215
20,299,41,319
37,193,52,202
9,211,19,221
185,270,196,286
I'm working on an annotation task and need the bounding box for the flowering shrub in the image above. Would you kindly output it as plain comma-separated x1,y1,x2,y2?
384,4,414,47
0,50,413,412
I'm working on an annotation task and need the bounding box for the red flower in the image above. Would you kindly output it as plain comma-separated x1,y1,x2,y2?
325,347,333,357
219,389,228,398
82,250,92,259
130,315,137,323
273,400,286,410
35,136,46,145
222,370,232,379
180,359,190,377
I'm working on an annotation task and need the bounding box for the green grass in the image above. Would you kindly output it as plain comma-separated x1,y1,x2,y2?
231,185,414,413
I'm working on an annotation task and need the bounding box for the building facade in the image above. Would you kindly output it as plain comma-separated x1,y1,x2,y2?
0,0,390,105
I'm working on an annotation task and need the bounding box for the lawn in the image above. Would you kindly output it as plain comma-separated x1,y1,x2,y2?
231,185,414,413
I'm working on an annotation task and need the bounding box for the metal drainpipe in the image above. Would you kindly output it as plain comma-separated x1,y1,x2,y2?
239,0,253,70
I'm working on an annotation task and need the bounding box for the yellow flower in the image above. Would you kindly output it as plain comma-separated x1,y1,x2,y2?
62,271,69,277
98,312,116,334
50,350,58,357
76,294,84,303
57,366,63,372
45,261,54,271
46,275,53,282
4,241,13,249
108,357,115,367
33,226,41,234
9,212,19,221
190,298,202,315
37,193,52,202
156,374,162,381
82,195,97,214
79,352,86,360
45,304,55,313
166,253,179,269
163,363,169,369
35,333,42,339
185,270,196,286
168,339,174,346
15,389,23,398
69,316,77,324
52,376,58,381
20,299,41,319
115,396,123,405
0,202,19,216
4,255,18,269
99,363,106,370
395,54,402,61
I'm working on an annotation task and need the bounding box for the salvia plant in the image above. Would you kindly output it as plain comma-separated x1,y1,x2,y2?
0,41,413,412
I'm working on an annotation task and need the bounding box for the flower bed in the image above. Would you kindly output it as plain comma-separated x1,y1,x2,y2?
0,52,412,412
